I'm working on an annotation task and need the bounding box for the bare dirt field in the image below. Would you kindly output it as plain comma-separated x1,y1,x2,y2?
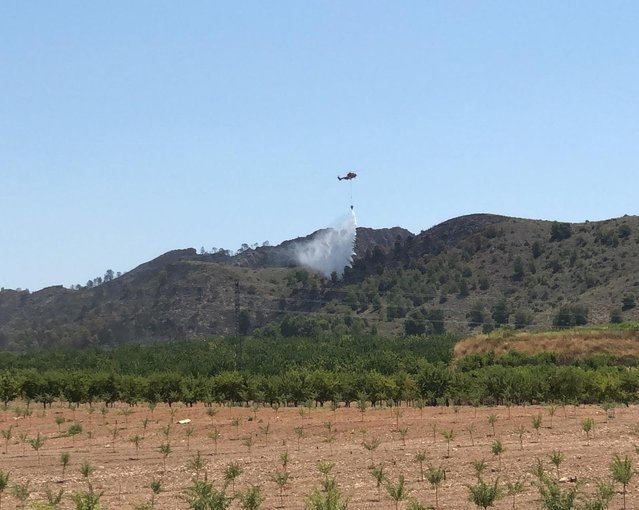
1,402,637,509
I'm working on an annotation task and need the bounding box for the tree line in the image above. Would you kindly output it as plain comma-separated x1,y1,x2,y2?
1,332,639,408
2,358,639,409
0,334,457,376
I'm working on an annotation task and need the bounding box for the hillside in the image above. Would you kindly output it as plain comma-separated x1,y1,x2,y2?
338,213,639,335
0,226,409,349
2,213,639,349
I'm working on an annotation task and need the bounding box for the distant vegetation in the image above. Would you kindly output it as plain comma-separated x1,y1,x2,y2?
2,327,639,407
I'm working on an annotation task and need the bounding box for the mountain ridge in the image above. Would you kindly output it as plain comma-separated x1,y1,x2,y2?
2,213,639,349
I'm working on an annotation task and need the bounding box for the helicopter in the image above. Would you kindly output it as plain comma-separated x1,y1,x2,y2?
337,171,357,181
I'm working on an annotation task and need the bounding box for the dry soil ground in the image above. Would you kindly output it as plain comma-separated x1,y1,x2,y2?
0,402,637,509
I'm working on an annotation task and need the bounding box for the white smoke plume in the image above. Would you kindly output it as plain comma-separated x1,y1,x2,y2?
294,210,357,277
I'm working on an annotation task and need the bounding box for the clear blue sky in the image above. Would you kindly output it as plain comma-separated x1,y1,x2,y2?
2,1,638,291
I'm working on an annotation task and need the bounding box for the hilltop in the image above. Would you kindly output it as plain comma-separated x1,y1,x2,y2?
2,213,639,349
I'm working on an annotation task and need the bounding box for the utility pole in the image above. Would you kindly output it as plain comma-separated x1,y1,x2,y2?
234,280,240,336
234,280,242,369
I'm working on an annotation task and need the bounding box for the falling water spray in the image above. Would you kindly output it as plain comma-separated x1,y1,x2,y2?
294,210,357,277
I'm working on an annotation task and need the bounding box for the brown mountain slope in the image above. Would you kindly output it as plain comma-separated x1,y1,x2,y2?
0,226,410,349
2,214,639,349
338,213,639,334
